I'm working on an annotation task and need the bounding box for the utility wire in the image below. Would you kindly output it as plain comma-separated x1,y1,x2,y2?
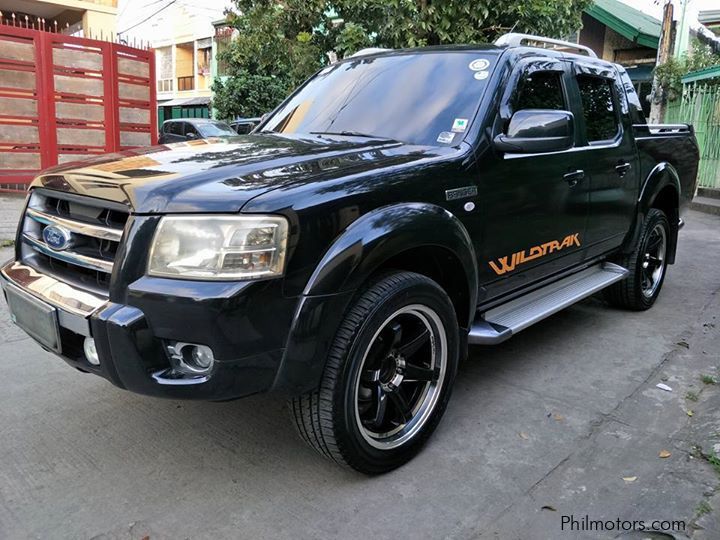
118,0,179,34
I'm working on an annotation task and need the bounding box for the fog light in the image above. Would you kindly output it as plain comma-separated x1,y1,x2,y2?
188,345,214,370
166,341,215,375
83,337,100,365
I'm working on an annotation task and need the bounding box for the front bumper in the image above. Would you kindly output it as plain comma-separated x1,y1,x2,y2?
1,260,291,400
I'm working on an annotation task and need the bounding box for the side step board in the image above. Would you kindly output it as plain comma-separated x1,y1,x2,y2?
469,262,629,345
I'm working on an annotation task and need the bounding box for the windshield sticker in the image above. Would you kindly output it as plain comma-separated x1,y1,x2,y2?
437,131,455,144
452,118,468,133
468,58,490,71
474,70,489,81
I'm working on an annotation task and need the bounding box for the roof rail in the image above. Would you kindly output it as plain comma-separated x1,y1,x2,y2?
494,33,597,58
351,47,392,58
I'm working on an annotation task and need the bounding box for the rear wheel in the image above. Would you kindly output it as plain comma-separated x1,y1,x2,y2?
290,271,459,474
604,208,670,310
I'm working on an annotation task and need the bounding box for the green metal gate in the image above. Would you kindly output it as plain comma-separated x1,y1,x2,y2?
666,68,720,189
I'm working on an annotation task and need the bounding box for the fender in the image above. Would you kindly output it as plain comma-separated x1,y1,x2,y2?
638,162,681,211
624,162,681,262
303,202,478,305
272,203,479,395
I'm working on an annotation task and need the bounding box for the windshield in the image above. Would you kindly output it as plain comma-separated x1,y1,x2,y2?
261,51,496,146
198,121,237,137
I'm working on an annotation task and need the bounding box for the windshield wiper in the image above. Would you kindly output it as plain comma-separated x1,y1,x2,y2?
309,131,399,143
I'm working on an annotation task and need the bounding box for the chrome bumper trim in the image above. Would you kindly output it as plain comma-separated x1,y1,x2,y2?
1,260,107,321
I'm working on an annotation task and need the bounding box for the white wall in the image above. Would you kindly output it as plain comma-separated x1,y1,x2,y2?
117,0,233,47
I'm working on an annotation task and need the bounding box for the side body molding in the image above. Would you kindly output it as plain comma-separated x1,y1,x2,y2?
274,203,479,395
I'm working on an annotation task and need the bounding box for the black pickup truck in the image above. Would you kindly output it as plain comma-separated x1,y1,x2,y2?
3,34,699,474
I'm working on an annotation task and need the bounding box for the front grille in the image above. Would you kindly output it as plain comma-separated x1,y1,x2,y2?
20,189,129,296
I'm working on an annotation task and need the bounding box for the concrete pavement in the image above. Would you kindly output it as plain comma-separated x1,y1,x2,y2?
0,210,718,540
0,194,24,243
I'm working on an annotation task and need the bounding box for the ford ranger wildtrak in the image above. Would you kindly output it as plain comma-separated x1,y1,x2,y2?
2,34,699,474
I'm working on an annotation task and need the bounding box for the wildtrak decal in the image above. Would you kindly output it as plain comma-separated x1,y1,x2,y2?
489,233,581,276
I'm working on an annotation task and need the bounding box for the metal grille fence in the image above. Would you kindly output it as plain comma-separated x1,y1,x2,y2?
0,24,157,191
666,82,720,189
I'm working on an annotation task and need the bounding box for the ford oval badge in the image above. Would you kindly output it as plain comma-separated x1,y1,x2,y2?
43,224,72,251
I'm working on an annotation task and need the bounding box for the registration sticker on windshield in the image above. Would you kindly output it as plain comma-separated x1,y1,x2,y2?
468,58,490,71
452,118,468,133
437,132,455,144
474,71,489,81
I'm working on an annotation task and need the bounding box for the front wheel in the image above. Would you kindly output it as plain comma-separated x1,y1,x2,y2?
604,208,670,310
290,271,459,474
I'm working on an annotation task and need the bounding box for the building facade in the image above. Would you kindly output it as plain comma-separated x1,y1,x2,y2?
0,0,118,37
699,9,720,37
118,0,232,126
579,0,661,116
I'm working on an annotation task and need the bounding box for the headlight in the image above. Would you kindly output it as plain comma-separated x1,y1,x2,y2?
148,215,289,280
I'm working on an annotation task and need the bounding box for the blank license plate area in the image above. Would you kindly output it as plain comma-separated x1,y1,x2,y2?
5,284,61,352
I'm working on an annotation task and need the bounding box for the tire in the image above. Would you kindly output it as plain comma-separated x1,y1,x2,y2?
290,271,459,474
604,208,670,311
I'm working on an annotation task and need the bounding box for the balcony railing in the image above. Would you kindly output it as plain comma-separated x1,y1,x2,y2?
177,76,194,91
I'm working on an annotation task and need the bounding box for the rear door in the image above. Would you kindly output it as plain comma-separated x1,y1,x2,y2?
479,59,590,299
569,63,639,258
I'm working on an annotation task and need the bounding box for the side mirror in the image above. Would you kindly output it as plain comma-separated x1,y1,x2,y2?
493,109,574,154
186,132,197,140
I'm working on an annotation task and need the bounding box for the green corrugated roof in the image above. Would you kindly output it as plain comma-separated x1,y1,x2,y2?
585,0,661,49
682,65,720,83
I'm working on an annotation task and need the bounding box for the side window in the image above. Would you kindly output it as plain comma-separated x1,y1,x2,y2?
169,122,183,136
513,71,567,112
184,123,199,138
577,75,620,143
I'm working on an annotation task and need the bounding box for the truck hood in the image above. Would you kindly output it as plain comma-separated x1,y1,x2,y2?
31,134,450,213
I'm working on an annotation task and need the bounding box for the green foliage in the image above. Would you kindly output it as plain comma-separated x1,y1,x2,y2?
211,72,288,120
335,22,372,57
709,453,720,477
334,0,594,48
211,1,329,119
696,500,712,516
214,0,594,118
655,43,720,101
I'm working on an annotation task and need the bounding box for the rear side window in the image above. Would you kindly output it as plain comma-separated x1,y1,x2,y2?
577,75,620,143
514,71,567,112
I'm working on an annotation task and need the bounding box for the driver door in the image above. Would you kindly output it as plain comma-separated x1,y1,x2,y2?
478,59,590,300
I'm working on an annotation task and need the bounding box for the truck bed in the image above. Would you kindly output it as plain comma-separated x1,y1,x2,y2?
634,123,701,212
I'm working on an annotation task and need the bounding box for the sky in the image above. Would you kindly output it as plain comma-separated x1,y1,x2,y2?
115,0,718,45
619,0,718,21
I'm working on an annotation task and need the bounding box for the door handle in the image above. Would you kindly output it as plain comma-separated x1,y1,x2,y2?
563,170,585,187
615,162,631,177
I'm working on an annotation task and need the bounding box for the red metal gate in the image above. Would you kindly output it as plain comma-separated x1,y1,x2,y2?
0,24,157,190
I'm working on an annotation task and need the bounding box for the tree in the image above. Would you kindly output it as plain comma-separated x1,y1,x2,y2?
655,42,720,101
333,0,594,49
213,0,594,119
212,1,330,119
